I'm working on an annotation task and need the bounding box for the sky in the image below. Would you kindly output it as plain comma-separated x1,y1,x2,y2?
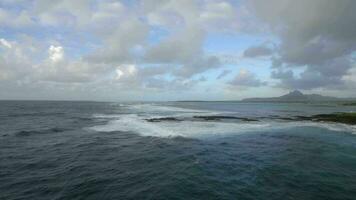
0,0,356,101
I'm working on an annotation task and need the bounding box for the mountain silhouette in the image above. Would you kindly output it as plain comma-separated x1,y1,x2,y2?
242,90,353,102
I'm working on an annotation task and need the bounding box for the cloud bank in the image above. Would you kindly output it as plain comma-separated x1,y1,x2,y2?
0,0,355,100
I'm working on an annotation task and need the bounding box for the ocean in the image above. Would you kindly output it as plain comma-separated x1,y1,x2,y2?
1,101,356,200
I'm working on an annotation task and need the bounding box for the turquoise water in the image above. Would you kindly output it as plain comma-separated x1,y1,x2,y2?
1,101,356,199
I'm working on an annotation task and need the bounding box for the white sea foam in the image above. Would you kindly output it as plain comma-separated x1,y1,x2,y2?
88,104,356,138
90,114,175,137
88,114,356,138
92,114,122,119
89,114,268,137
299,122,356,133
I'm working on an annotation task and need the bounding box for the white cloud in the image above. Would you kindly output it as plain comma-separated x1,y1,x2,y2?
115,64,138,81
48,45,64,63
1,0,355,100
0,38,12,48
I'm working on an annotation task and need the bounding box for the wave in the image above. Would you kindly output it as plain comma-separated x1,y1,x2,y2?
125,103,224,116
6,112,66,118
92,103,227,120
87,103,356,138
14,127,69,137
88,113,356,138
92,114,123,119
127,103,203,112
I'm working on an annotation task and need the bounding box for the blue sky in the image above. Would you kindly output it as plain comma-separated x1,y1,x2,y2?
0,0,355,101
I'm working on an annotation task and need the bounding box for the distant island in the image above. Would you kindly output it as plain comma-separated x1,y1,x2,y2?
242,90,356,103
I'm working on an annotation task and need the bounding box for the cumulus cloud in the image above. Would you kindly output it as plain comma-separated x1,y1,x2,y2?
243,44,273,58
145,27,204,63
112,63,206,91
143,0,238,31
34,45,104,83
0,38,35,81
145,25,222,78
48,45,64,63
2,1,225,90
86,17,149,64
0,38,108,84
249,0,356,90
271,57,352,89
229,69,266,87
115,64,138,83
1,0,355,100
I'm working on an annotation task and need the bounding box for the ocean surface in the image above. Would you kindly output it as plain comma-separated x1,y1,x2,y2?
1,101,356,200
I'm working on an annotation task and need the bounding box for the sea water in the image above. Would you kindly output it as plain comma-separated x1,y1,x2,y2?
1,101,356,199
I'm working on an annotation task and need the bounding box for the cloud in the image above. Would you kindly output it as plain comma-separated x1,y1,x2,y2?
112,63,206,90
0,38,12,48
86,17,149,64
229,69,267,87
48,45,64,63
145,26,204,63
0,38,35,81
115,64,139,84
0,1,233,86
173,56,221,78
141,0,242,78
243,44,273,58
249,0,356,90
35,45,109,83
0,8,34,28
145,25,221,78
216,69,231,79
271,57,351,89
143,0,238,31
1,0,355,100
33,0,93,27
144,77,204,91
0,38,108,84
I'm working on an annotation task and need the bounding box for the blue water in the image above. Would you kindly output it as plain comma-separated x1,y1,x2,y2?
1,101,356,199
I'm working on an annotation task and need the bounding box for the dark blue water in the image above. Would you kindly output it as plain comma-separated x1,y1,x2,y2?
1,101,356,200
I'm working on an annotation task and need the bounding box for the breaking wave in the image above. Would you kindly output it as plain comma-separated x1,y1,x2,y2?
88,104,356,138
